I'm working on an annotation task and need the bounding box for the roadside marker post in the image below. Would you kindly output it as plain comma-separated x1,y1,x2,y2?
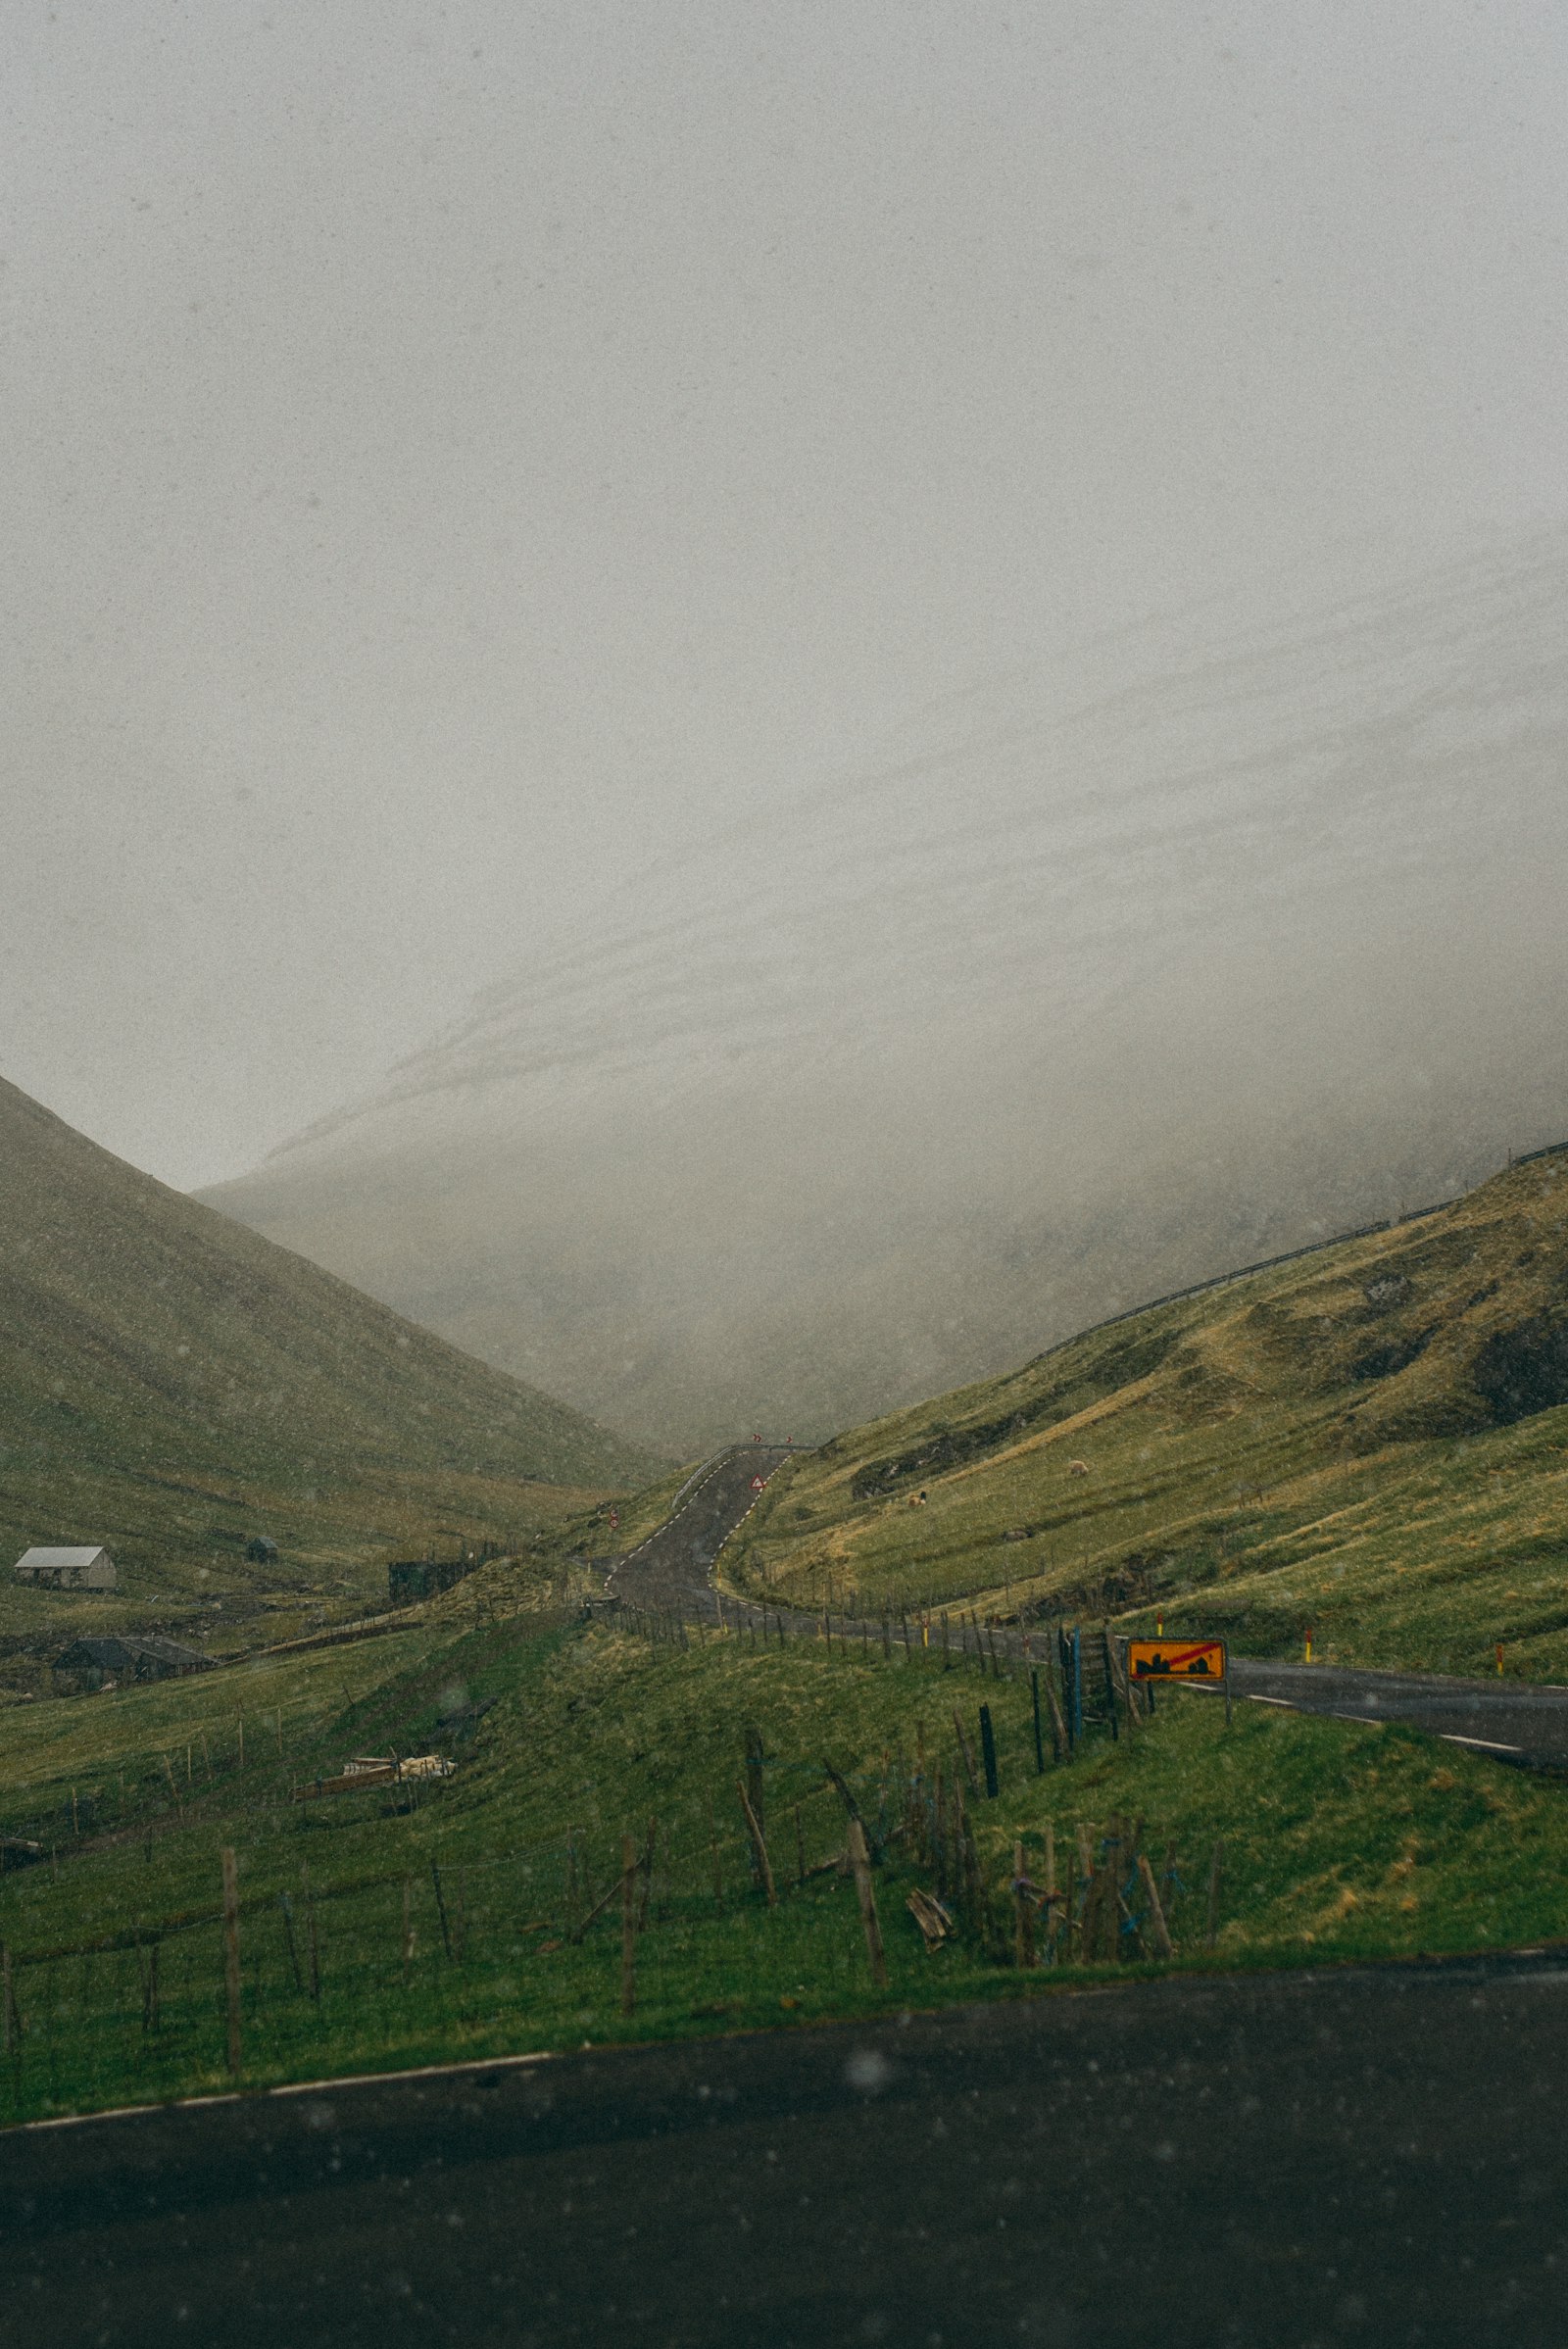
978,1703,1000,1799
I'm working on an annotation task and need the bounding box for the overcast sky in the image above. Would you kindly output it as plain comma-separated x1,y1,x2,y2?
5,0,1566,1190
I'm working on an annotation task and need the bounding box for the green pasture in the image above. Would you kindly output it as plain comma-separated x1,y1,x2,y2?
5,1595,1568,2129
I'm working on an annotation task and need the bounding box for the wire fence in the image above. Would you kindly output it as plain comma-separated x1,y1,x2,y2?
0,1608,1201,2127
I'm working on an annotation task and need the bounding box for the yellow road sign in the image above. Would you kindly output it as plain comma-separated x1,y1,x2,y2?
1128,1638,1227,1681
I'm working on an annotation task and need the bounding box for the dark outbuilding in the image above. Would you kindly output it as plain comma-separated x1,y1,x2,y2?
52,1635,215,1693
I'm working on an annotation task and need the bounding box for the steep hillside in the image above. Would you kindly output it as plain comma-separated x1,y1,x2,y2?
0,1077,657,1633
723,1148,1568,1678
203,530,1568,1452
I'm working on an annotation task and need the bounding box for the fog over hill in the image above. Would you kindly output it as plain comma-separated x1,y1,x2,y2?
202,532,1568,1453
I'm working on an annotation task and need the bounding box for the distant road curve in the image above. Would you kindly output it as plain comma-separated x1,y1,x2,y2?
608,1444,794,1613
607,1445,1568,1771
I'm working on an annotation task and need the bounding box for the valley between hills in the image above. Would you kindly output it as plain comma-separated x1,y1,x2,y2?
5,1076,1568,2126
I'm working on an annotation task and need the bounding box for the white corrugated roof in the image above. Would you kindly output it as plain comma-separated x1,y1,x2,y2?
15,1546,111,1570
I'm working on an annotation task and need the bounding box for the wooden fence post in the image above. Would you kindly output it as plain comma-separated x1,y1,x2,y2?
279,1893,304,1992
1138,1855,1174,1958
1,1943,17,2056
847,1818,887,1987
565,1830,581,1936
303,1864,320,1998
960,1805,984,1937
1013,1841,1037,1970
401,1875,415,1980
1044,1822,1057,1963
431,1860,454,1960
220,1846,242,2077
952,1710,979,1796
620,1835,637,2017
637,1815,657,1931
736,1780,776,1906
745,1726,766,1835
1206,1840,1224,1950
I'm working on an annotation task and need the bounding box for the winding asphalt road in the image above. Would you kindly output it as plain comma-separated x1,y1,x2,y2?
610,1444,794,1613
612,1444,1568,1771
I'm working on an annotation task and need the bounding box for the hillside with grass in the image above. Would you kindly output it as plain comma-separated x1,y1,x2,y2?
720,1147,1568,1679
3,1561,1567,2128
0,1077,658,1658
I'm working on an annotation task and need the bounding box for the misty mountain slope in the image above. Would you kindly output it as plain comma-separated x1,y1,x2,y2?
724,1148,1568,1678
0,1077,655,1611
203,530,1568,1453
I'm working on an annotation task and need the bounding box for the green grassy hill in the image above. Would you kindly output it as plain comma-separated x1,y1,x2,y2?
0,1077,659,1662
721,1147,1568,1678
4,1575,1568,2128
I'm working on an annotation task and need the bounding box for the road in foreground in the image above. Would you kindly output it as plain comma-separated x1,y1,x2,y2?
11,1954,1568,2347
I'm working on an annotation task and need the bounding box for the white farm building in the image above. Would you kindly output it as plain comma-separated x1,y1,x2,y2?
14,1546,117,1591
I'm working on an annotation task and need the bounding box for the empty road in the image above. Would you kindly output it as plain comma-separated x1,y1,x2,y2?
12,1952,1568,2347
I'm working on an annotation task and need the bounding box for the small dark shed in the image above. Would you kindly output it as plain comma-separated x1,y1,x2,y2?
53,1635,215,1692
245,1535,279,1564
388,1554,477,1603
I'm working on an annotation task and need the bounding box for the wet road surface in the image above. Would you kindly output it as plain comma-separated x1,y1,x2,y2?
12,1953,1568,2348
1226,1657,1568,1768
610,1444,793,1612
